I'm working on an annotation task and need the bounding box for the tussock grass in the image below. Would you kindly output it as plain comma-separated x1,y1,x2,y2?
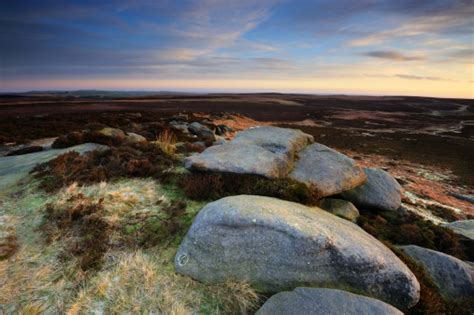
155,129,177,156
69,250,261,314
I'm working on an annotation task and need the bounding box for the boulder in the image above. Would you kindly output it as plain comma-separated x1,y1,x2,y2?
175,195,420,309
98,127,126,139
169,120,189,134
256,287,403,315
232,126,313,157
289,143,366,197
188,122,216,142
399,245,474,300
0,143,108,191
318,198,359,222
125,132,146,144
442,220,474,240
184,143,291,178
341,168,402,211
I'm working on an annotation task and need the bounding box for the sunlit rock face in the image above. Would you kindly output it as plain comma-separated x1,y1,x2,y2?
175,195,420,309
341,167,402,211
184,126,313,178
289,143,367,197
256,287,403,315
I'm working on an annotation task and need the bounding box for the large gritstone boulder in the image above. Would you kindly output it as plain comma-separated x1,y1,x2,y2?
256,287,403,315
184,143,292,178
399,245,474,300
341,168,402,211
289,143,367,197
232,126,313,157
184,126,313,178
175,195,420,309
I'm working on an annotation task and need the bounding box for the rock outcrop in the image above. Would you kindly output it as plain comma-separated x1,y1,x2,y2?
0,143,107,190
442,220,474,240
289,143,366,197
256,287,403,315
318,198,359,222
185,126,314,178
341,168,402,211
184,143,292,178
188,122,216,142
175,195,420,309
399,245,474,300
232,126,313,158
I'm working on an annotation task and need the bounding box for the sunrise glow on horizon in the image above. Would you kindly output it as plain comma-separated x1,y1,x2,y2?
1,1,473,98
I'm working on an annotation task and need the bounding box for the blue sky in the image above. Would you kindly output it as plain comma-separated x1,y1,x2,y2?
1,0,473,97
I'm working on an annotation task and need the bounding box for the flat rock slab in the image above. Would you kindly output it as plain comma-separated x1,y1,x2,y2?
184,143,292,178
0,143,107,191
232,126,313,157
341,168,402,211
289,143,366,197
442,220,474,240
175,195,420,309
256,287,403,315
318,198,359,222
399,245,474,300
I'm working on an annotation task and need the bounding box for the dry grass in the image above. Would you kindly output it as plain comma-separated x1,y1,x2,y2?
155,129,177,156
68,250,260,314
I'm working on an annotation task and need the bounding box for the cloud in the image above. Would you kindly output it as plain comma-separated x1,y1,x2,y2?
395,74,446,81
364,51,425,61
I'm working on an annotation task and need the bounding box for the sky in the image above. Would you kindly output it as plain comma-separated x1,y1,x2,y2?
1,0,473,98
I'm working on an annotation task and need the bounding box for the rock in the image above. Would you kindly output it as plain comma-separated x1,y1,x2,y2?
98,127,126,139
442,220,474,240
215,124,233,136
169,120,189,133
6,146,43,156
318,198,359,222
232,126,313,157
213,136,227,146
448,193,474,205
125,132,146,144
184,143,291,178
341,168,402,211
0,143,108,191
188,122,216,142
399,245,474,300
256,287,403,315
175,195,420,309
289,143,367,197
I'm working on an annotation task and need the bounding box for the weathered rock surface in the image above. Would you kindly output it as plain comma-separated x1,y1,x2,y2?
0,143,107,190
184,143,291,178
318,198,359,221
256,287,403,315
98,127,126,139
341,168,402,211
125,132,146,144
399,245,474,300
175,195,420,309
289,143,366,197
232,126,313,157
188,122,216,142
443,220,474,240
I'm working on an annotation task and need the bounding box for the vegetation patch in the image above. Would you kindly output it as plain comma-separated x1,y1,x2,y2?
52,130,125,148
42,192,109,271
357,210,472,261
178,172,320,205
33,143,176,192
